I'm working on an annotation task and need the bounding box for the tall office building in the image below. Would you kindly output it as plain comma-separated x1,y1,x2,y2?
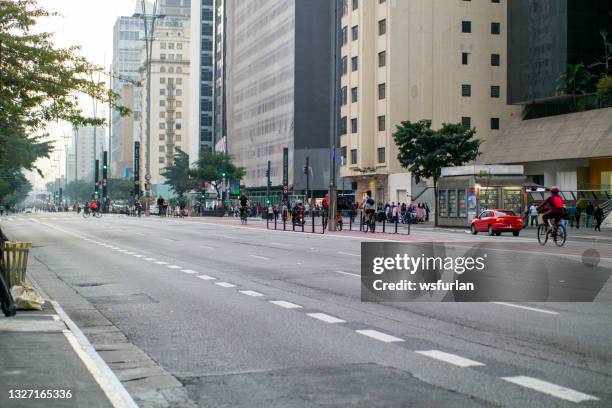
70,126,107,182
139,21,194,194
189,0,215,156
213,0,226,152
339,0,519,205
481,0,612,191
159,0,191,18
224,0,334,197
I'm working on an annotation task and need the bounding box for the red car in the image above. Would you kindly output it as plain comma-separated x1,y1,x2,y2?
470,209,523,237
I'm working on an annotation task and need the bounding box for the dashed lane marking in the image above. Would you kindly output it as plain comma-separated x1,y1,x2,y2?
338,251,360,257
306,313,346,324
167,265,182,269
269,300,302,309
181,269,199,274
144,258,156,261
196,274,216,280
250,254,270,260
335,270,360,277
215,282,236,288
491,302,559,315
199,245,214,249
239,290,264,297
502,376,599,403
155,261,168,265
415,350,485,368
355,329,404,343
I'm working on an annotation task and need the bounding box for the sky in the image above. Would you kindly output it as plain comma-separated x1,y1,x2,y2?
32,0,137,188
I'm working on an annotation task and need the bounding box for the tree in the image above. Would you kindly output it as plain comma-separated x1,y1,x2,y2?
108,178,134,201
557,63,594,110
393,120,481,226
189,150,245,200
161,148,193,197
63,180,93,202
596,75,612,103
0,0,128,205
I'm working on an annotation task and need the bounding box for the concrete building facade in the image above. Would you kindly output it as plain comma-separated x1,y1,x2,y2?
339,0,519,205
70,126,107,183
224,0,333,195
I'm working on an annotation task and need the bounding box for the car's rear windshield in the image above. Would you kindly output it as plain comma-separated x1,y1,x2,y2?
496,210,516,216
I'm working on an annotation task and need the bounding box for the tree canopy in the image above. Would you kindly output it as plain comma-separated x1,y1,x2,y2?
189,150,245,197
0,0,128,206
161,148,193,197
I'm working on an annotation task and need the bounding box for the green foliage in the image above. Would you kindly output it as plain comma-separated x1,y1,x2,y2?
393,120,480,186
108,178,134,201
596,76,612,102
161,148,193,197
557,63,594,97
63,179,92,202
189,150,245,195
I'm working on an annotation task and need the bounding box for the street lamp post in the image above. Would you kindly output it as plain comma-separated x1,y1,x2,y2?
136,0,165,215
327,0,340,231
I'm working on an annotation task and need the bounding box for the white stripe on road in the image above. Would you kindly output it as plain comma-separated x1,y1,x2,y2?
271,242,292,247
335,270,360,277
355,329,404,343
492,302,559,315
135,233,145,236
144,258,155,261
215,282,236,288
239,290,264,297
155,261,168,265
415,350,485,368
502,376,599,403
182,269,199,274
199,245,214,249
250,255,270,260
167,265,182,269
133,255,144,258
338,251,360,257
306,313,346,324
125,252,135,255
196,274,216,280
269,300,303,309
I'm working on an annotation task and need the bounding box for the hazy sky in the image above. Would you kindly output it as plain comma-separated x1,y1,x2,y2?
33,0,137,186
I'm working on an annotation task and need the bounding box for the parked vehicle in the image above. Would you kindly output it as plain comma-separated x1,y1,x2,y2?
470,209,523,236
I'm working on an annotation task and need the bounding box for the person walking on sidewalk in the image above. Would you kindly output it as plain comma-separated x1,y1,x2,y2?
529,203,539,227
586,202,595,228
568,205,576,227
575,206,582,229
594,205,605,232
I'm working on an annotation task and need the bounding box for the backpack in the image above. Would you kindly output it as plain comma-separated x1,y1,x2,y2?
367,198,375,206
552,195,564,209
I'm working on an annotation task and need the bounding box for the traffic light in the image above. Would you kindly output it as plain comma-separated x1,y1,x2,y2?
221,172,226,178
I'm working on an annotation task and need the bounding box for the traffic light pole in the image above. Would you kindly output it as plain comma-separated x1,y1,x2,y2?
102,151,108,212
266,160,271,206
94,159,100,201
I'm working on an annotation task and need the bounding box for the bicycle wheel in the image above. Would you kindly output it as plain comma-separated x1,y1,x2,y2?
554,225,567,247
370,218,376,233
95,211,102,218
82,211,90,219
537,224,548,245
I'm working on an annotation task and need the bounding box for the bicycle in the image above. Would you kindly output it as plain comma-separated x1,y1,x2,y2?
537,218,566,247
361,211,376,233
82,208,91,218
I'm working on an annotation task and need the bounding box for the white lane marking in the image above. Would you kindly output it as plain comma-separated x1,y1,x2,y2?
196,274,216,280
125,252,135,255
51,302,138,408
215,282,236,288
338,251,360,257
199,245,214,249
167,265,182,269
355,329,404,343
502,376,599,403
492,302,559,315
182,269,199,274
144,258,155,261
415,350,485,368
250,254,270,260
335,270,360,277
307,313,346,324
271,242,292,247
239,290,264,297
117,249,128,252
269,300,303,309
155,261,168,265
133,255,144,258
135,233,145,236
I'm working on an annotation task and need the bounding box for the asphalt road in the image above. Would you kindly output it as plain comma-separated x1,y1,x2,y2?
2,212,612,407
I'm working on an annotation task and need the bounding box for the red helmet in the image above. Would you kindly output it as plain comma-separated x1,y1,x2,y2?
551,186,560,193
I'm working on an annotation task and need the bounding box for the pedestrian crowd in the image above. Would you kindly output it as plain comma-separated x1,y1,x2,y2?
526,201,606,232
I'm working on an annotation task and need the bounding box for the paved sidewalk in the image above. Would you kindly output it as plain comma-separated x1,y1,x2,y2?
0,304,116,408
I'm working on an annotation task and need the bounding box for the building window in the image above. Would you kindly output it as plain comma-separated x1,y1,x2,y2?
342,26,348,45
176,89,182,96
351,87,358,103
491,85,500,98
160,111,166,118
351,118,358,133
491,53,500,66
160,88,166,96
350,149,357,164
176,123,182,130
492,0,500,2
462,52,470,65
378,83,386,99
159,123,165,129
176,78,182,85
461,117,471,127
160,42,166,49
378,51,386,67
342,0,348,16
352,0,358,11
176,100,182,107
160,67,166,73
352,25,358,41
491,22,501,34
462,21,471,33
351,56,358,72
159,146,165,153
160,100,165,107
176,112,182,119
378,19,386,35
176,67,182,74
159,157,165,164
378,115,386,131
160,53,166,60
160,77,166,84
159,134,165,141
340,116,347,134
491,118,500,129
341,86,348,105
461,84,471,97
341,146,347,166
377,147,386,163
341,57,348,75
177,43,182,50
